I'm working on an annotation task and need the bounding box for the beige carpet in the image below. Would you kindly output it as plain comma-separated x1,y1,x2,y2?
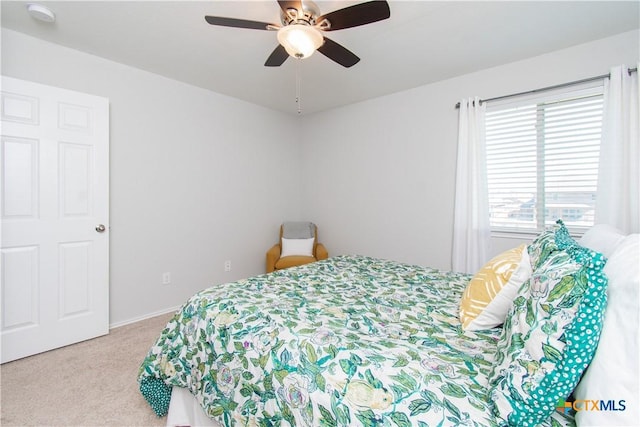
1,312,175,426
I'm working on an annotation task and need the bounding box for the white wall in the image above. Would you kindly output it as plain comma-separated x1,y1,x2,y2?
3,28,638,325
300,30,639,271
1,29,303,326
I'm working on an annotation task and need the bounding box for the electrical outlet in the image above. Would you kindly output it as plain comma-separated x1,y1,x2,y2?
162,272,171,285
224,260,231,272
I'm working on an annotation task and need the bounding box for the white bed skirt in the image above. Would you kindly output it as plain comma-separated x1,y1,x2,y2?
167,387,221,427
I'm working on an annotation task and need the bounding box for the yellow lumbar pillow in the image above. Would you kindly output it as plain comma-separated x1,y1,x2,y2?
460,244,531,331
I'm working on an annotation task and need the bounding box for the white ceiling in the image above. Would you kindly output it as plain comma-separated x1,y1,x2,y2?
2,1,639,115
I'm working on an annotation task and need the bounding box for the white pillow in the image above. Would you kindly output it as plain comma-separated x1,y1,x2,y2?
574,234,639,426
280,237,314,257
579,223,626,258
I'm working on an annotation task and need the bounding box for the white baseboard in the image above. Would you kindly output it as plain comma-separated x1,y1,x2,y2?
109,305,181,330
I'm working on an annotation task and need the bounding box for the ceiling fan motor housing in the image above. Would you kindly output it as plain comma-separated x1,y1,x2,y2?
280,0,321,26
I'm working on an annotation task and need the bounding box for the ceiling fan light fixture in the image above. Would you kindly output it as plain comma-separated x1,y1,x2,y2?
277,24,323,59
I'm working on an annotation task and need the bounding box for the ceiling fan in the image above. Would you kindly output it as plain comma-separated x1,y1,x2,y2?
204,0,391,68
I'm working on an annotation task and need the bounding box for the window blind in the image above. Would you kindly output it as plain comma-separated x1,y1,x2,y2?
485,88,604,233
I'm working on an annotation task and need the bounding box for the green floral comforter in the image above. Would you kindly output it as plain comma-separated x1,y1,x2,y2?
138,255,573,426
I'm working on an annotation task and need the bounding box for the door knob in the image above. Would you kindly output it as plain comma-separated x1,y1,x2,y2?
95,224,106,233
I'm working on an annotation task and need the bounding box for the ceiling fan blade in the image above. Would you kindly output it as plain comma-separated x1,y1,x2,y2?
204,16,277,30
265,45,290,67
317,37,360,68
317,1,390,31
277,0,302,15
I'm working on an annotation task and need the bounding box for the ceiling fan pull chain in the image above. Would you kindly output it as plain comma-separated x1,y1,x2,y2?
296,58,302,115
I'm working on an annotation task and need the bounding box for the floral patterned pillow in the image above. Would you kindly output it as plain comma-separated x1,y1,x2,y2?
527,221,571,270
489,220,608,426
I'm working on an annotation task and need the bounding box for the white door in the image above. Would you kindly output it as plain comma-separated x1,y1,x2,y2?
1,76,109,363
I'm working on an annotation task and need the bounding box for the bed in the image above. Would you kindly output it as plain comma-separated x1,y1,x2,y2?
138,222,639,427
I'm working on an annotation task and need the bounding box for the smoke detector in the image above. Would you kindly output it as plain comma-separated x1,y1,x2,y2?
27,3,56,23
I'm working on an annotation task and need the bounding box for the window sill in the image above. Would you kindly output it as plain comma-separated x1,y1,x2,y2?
491,230,540,240
491,227,588,240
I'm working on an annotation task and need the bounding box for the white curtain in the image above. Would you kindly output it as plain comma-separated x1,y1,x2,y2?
452,97,491,273
596,64,640,234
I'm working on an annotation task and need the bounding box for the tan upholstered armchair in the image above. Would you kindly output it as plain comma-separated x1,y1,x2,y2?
266,222,328,273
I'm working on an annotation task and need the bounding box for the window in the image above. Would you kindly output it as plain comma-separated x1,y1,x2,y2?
485,85,604,234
